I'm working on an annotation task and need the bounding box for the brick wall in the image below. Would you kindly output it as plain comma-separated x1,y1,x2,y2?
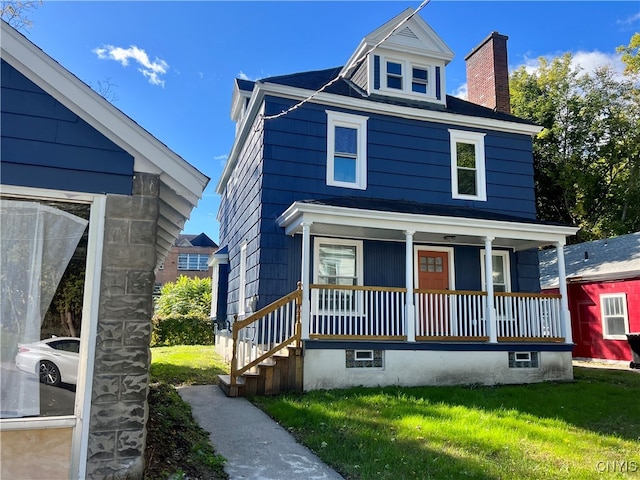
155,245,215,285
465,32,511,114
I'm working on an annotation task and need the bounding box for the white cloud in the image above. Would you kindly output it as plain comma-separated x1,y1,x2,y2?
517,50,625,80
618,12,640,27
214,154,228,167
237,71,250,81
451,82,468,100
93,45,169,87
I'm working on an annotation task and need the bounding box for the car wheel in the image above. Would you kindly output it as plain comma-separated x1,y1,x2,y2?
39,360,61,386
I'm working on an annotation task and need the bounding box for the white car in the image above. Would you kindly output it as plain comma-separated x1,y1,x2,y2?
15,337,79,386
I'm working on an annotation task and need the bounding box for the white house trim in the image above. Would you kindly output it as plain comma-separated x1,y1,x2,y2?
278,201,578,251
413,245,456,291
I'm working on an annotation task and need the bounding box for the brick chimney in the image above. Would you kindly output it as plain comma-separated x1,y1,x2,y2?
465,32,511,114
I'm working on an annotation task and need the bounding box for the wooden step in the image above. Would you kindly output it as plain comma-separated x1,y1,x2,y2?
217,374,245,397
219,345,304,397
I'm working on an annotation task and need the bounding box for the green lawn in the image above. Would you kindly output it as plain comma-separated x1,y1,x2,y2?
253,367,640,480
150,344,229,385
148,346,640,479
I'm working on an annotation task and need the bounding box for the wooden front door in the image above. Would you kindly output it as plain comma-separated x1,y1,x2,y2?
417,250,449,290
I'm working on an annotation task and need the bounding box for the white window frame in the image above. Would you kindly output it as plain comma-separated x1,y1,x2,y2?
385,59,404,90
326,110,368,190
354,350,374,361
378,55,435,99
600,293,629,340
480,250,511,293
313,238,363,314
449,129,487,201
237,242,247,316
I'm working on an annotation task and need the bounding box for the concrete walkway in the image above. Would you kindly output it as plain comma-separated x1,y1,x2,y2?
178,385,344,480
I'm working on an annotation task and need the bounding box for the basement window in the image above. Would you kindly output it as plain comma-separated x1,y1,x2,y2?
508,351,539,368
346,349,383,368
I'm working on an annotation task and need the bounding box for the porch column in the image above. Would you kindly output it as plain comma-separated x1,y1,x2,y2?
300,222,312,340
405,230,416,342
555,240,573,344
484,236,498,343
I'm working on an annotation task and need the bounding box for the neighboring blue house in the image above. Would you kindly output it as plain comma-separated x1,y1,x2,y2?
0,20,208,479
213,8,578,394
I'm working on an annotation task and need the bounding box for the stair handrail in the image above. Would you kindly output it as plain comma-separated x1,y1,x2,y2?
230,282,302,387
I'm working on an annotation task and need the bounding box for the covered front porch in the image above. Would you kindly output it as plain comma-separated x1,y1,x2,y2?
216,199,578,395
277,198,578,346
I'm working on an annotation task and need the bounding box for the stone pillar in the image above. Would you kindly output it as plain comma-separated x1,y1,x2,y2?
85,172,159,479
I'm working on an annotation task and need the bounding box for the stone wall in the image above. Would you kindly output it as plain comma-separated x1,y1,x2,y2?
86,172,159,479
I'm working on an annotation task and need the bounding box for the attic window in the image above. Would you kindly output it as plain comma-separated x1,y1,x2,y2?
412,67,428,94
380,57,434,98
386,61,403,90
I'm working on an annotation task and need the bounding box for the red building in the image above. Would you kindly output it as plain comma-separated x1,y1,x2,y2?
539,232,640,363
154,233,218,294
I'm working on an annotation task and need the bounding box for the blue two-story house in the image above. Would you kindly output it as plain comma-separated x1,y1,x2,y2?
213,8,578,395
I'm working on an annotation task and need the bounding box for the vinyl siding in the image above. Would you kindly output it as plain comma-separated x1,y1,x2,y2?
0,60,133,194
219,94,541,306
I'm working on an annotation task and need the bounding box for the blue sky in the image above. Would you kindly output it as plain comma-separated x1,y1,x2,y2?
22,1,639,243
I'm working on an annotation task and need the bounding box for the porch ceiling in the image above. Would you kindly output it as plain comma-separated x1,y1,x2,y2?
277,200,578,251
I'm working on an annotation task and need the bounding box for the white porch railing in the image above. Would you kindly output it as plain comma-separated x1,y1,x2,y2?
414,290,488,340
494,292,563,340
309,285,406,339
230,287,302,385
306,286,564,342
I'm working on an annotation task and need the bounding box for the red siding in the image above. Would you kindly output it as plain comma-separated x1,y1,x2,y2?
546,279,640,361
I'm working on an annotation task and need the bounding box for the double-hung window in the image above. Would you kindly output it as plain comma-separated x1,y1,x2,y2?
449,130,487,201
386,61,403,90
326,111,368,190
600,294,629,340
411,66,429,94
314,238,363,313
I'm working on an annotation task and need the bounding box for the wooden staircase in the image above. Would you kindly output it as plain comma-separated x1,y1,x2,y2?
218,346,303,397
218,285,304,397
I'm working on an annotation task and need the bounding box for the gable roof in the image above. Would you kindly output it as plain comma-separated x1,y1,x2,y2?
175,233,218,248
341,7,455,78
539,232,640,288
0,20,209,261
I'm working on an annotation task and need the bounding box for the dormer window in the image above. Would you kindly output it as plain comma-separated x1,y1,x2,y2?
379,56,435,100
412,67,428,94
386,61,403,90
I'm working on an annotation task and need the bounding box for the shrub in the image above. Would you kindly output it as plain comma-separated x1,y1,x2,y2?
155,276,212,318
151,314,215,346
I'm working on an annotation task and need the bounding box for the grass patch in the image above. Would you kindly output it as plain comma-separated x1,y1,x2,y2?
145,345,230,479
150,344,229,385
254,367,640,480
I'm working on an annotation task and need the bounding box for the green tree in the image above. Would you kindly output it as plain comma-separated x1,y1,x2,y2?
617,32,640,75
155,276,212,318
510,43,640,241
